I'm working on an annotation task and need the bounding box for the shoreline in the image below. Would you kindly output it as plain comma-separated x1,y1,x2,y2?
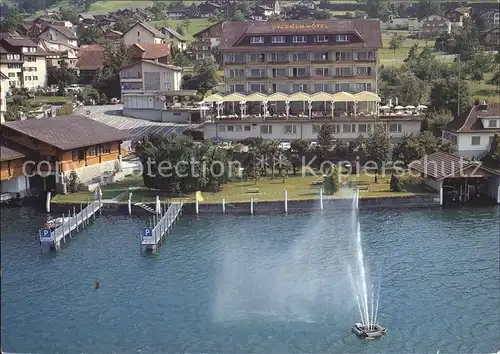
44,194,442,214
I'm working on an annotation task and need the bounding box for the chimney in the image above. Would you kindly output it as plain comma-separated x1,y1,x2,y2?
478,100,488,111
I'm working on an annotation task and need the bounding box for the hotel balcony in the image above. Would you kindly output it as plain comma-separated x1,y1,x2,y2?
224,60,247,65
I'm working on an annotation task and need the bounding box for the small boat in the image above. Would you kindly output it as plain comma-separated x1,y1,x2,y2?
44,217,70,230
351,323,387,339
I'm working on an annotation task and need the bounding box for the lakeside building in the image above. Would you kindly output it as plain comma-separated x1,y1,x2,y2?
1,71,8,123
219,20,381,99
0,146,31,202
0,36,49,89
191,21,225,61
120,59,182,95
1,115,128,194
199,92,425,143
442,102,500,158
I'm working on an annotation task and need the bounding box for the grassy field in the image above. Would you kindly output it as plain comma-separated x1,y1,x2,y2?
467,72,500,102
380,30,437,61
151,18,215,40
87,1,203,14
52,172,431,204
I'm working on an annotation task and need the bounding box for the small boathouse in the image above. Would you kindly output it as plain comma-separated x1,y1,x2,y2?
0,146,31,203
410,151,500,206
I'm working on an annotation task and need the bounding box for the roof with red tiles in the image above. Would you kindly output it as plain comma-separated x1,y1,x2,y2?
219,19,383,50
77,44,105,70
444,103,500,133
128,43,172,61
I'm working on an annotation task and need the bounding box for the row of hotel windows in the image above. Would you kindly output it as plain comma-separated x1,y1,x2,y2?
227,67,373,78
72,144,112,161
249,35,350,44
7,68,37,77
225,51,375,63
5,52,37,61
228,82,373,93
218,123,403,134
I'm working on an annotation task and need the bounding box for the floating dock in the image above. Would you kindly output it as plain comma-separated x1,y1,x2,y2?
141,202,183,253
39,200,102,252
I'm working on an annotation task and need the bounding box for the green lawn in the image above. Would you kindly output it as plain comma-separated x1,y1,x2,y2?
467,72,500,102
150,18,215,40
51,176,143,203
380,31,437,60
52,172,432,205
87,1,203,14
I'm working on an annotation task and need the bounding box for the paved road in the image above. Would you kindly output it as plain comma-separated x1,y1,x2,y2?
75,105,190,141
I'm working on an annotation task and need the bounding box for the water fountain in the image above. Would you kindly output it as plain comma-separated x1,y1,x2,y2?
348,192,387,339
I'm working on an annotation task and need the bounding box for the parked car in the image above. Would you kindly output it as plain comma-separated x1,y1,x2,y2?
279,142,291,151
109,98,120,104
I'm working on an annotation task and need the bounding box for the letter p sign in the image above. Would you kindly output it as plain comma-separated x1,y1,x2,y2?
41,228,51,238
142,228,152,238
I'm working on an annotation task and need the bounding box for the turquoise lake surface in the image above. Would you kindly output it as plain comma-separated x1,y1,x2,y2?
1,206,499,353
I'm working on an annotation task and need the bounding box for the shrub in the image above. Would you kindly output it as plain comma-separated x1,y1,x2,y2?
56,102,74,116
323,166,340,195
68,170,80,193
390,174,405,192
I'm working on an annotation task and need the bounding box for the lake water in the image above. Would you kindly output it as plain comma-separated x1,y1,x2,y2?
1,205,499,353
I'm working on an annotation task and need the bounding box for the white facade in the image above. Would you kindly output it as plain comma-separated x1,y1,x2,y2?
443,131,497,158
1,175,31,197
24,55,48,89
120,60,182,94
1,73,8,123
203,120,421,142
122,23,164,46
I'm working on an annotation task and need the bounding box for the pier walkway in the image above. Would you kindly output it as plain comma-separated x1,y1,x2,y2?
141,202,183,253
39,200,102,252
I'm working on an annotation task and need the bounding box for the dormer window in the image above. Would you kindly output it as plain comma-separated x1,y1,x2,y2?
250,36,264,44
336,35,349,42
488,119,498,128
272,36,285,43
314,35,328,43
30,47,36,53
293,36,306,43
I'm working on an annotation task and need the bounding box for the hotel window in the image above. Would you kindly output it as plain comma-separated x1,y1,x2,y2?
230,84,245,93
292,68,308,77
250,36,264,44
335,51,353,61
87,146,97,156
314,83,330,92
250,83,267,93
272,36,285,43
260,125,272,134
235,125,242,132
292,52,309,61
227,126,234,132
356,67,372,76
293,36,306,43
219,126,226,132
355,51,374,60
29,47,36,52
292,83,307,92
471,136,481,145
249,68,267,77
314,35,328,43
312,125,321,134
249,53,265,62
25,76,31,81
313,52,330,61
272,68,287,77
389,123,402,133
270,52,288,62
244,125,251,131
228,69,244,77
335,124,341,133
358,124,372,133
272,83,290,93
336,35,349,42
315,68,329,76
335,67,352,76
284,125,297,134
225,53,245,62
488,119,498,128
343,124,356,133
33,76,38,81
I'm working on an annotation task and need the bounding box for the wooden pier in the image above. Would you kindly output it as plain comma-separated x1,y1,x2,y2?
141,202,183,253
39,200,102,252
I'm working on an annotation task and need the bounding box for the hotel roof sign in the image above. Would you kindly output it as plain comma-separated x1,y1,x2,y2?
272,23,328,31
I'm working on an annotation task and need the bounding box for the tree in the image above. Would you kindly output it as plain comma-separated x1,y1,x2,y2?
430,78,471,115
0,8,22,33
79,27,104,45
182,57,219,95
67,170,80,193
59,6,78,23
366,124,391,182
182,19,192,33
186,3,201,18
388,33,405,54
173,51,192,67
316,123,335,162
323,166,340,195
47,60,78,89
452,21,483,61
231,9,245,21
395,72,430,106
482,133,500,169
390,174,404,192
365,0,391,22
416,0,440,20
113,16,132,33
93,43,131,99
